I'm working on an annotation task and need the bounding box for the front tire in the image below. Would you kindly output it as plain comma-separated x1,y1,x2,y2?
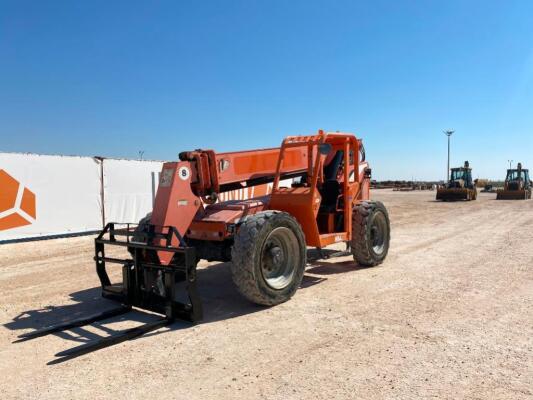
231,211,306,306
351,201,390,266
127,212,152,256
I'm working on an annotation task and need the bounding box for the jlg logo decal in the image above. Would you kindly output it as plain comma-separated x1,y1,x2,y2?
0,170,36,231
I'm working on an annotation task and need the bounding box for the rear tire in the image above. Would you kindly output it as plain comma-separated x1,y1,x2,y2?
351,201,390,266
231,211,306,306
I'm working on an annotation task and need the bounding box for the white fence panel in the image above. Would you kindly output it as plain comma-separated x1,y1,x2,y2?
0,153,102,240
103,159,163,225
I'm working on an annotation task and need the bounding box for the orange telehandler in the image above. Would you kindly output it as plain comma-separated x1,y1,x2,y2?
17,130,390,361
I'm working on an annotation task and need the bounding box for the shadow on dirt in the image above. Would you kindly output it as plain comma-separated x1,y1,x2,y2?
6,248,362,363
427,200,469,203
306,260,371,275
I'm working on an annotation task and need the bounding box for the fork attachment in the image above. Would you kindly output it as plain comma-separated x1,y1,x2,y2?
95,223,203,322
14,223,202,363
14,306,131,343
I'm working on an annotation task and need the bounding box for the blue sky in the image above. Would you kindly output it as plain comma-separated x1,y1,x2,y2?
1,1,532,180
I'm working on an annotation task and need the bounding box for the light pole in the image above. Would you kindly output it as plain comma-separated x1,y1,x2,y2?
444,130,454,182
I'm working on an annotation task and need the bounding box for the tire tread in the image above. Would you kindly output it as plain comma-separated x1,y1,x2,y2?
231,211,306,305
351,201,390,266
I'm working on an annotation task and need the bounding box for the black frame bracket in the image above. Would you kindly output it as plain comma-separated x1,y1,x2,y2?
94,223,203,322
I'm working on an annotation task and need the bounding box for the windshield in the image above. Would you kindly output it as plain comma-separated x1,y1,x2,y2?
450,169,467,181
506,170,528,181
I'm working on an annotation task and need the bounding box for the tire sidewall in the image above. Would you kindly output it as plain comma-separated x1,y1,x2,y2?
231,211,307,305
351,201,391,266
365,205,390,262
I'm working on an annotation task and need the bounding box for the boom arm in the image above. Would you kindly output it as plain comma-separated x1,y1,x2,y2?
178,147,310,198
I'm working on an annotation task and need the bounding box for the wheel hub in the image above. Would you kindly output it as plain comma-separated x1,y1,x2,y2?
260,227,299,290
370,212,387,255
263,245,285,273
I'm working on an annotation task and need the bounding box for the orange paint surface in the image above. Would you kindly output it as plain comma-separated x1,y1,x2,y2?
0,170,19,212
0,170,37,231
0,212,30,231
21,188,36,219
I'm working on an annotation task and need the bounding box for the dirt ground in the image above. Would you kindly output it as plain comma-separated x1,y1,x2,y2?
0,190,531,400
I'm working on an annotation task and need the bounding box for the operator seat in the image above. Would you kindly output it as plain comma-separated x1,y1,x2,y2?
319,151,343,212
320,180,341,212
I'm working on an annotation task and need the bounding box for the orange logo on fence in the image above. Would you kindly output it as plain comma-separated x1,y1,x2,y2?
0,170,36,231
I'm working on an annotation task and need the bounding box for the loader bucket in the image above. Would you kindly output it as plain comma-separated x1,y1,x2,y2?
436,188,470,201
496,189,531,200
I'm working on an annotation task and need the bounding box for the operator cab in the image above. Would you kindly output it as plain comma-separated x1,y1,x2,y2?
505,164,531,190
316,145,362,235
505,169,530,183
448,161,474,189
449,168,473,186
269,131,373,248
289,149,352,208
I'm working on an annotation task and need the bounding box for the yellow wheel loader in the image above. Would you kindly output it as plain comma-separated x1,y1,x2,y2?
497,163,532,200
436,161,477,201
